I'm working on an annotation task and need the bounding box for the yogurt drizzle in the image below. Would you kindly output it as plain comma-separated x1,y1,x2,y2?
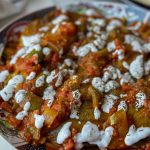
125,125,150,146
75,121,114,149
57,122,72,144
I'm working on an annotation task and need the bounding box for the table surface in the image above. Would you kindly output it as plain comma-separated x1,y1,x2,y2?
0,0,53,28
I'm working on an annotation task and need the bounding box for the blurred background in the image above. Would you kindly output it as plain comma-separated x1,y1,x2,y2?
0,0,53,28
0,0,149,28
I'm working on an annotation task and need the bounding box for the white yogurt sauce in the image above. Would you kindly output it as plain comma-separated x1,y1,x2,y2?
75,121,114,149
124,34,150,54
15,89,27,103
143,43,150,53
25,44,41,55
107,41,116,52
93,35,106,49
125,125,150,146
122,61,130,70
42,86,56,107
106,20,122,31
0,70,9,83
55,72,63,87
52,15,68,25
91,18,105,26
0,85,14,101
129,55,144,79
104,80,119,93
16,111,27,120
92,77,105,93
39,26,49,32
51,24,60,34
42,47,51,56
26,72,36,80
112,49,124,60
102,66,118,82
82,78,90,84
117,101,128,112
8,75,24,87
16,101,31,120
72,90,81,100
131,40,143,52
22,34,41,47
94,107,101,120
34,114,45,129
85,9,97,16
10,47,26,64
64,58,73,67
120,72,134,85
102,94,118,113
46,70,57,83
23,101,31,111
144,59,150,75
57,122,72,144
70,90,82,120
76,43,97,57
135,92,146,110
35,75,45,87
0,75,24,101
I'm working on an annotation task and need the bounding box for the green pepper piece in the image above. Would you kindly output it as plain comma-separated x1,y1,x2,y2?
110,110,128,136
43,108,58,128
75,7,87,14
109,110,128,149
27,93,42,110
128,107,150,127
26,49,44,62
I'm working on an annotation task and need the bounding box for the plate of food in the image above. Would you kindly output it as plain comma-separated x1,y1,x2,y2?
0,1,150,150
